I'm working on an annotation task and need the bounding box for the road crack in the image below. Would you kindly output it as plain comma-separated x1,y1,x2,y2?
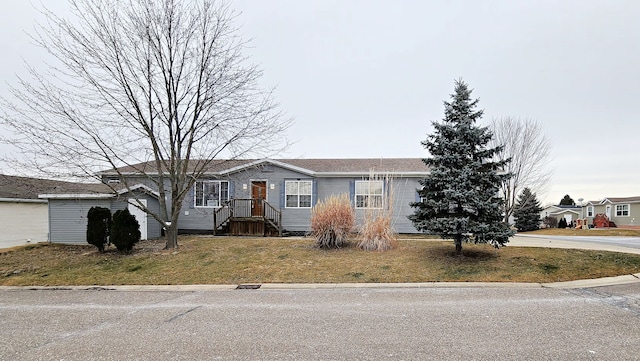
568,288,640,315
165,305,203,323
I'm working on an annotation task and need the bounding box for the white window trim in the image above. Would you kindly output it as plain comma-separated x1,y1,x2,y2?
284,180,312,208
355,180,384,209
586,206,594,217
194,180,229,208
615,204,630,217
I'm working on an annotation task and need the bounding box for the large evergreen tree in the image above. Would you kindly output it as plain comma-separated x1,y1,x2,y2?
513,188,543,232
409,79,514,255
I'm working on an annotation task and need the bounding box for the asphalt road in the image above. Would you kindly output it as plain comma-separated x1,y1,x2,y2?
514,234,640,250
2,284,640,360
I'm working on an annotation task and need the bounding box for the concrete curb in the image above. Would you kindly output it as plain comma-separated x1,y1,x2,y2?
541,273,640,289
2,275,640,292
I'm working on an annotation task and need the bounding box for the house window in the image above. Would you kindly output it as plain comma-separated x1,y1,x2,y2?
587,206,594,217
355,180,383,209
615,204,630,217
285,180,312,208
194,180,229,207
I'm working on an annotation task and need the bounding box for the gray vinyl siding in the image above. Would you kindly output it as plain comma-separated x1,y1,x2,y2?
178,165,314,232
48,193,163,244
48,199,111,244
175,168,424,233
95,165,426,234
312,176,421,234
388,177,422,233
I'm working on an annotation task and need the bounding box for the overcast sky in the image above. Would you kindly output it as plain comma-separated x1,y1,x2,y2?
1,0,639,206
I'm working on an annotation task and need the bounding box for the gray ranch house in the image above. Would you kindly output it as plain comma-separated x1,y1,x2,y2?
40,158,428,244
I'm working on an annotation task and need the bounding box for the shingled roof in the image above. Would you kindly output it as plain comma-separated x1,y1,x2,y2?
0,174,110,200
601,196,640,204
101,158,429,175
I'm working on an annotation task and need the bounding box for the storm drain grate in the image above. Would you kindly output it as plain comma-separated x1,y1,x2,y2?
236,284,261,290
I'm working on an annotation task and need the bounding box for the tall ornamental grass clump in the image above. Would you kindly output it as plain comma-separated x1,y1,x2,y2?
358,213,398,251
357,174,397,251
310,194,355,249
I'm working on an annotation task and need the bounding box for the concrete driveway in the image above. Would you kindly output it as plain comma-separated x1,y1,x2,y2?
510,234,640,254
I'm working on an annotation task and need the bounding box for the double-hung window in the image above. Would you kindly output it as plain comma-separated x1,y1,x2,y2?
285,180,312,208
355,180,383,209
586,206,594,217
194,180,229,207
615,204,630,217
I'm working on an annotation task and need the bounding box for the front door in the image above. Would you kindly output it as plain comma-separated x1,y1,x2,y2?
606,205,612,220
251,181,267,217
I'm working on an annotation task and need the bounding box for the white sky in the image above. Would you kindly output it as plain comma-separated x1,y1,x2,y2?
1,0,639,206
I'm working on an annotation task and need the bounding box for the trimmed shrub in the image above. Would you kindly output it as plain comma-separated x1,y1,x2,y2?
558,217,568,229
310,194,355,249
111,208,141,253
86,207,111,252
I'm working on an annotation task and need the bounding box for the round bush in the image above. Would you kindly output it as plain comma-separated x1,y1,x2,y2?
111,208,141,253
86,207,111,252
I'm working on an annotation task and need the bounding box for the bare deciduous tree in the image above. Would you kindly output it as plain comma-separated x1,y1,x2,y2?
489,117,552,224
0,0,290,249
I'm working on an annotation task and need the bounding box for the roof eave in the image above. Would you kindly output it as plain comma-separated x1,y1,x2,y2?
39,193,115,199
0,197,48,203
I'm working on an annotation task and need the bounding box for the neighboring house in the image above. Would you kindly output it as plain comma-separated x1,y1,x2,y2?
539,204,583,226
0,174,108,246
582,197,640,228
42,158,429,243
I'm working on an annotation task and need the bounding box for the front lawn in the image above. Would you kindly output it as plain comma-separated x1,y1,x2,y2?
2,236,640,286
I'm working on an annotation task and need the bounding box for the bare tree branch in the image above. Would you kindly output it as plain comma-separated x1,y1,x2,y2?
0,0,291,248
489,117,552,224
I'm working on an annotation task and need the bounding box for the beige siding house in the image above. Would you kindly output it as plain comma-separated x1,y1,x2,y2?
583,196,640,228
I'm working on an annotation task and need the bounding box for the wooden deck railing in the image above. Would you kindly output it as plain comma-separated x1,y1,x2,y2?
213,199,281,236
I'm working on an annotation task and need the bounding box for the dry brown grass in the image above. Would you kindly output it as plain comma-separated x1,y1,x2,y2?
357,174,398,251
522,228,640,237
2,236,640,286
358,214,398,251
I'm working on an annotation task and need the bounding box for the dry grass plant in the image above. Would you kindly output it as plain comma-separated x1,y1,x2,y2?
310,193,355,249
357,172,398,251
